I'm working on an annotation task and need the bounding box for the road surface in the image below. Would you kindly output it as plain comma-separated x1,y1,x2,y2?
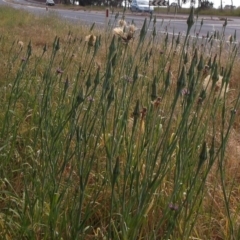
1,0,240,41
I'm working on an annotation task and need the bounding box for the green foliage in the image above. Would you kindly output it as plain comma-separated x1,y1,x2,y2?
0,6,240,240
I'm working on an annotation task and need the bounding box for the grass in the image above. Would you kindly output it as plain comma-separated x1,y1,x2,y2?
0,5,240,239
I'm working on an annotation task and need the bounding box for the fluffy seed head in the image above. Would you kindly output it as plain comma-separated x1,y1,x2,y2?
18,41,24,47
203,75,229,99
85,34,96,46
118,19,127,27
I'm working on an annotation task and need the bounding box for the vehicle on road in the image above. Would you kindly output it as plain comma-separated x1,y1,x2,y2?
130,0,154,13
170,2,181,8
224,5,236,10
70,0,79,5
46,0,55,6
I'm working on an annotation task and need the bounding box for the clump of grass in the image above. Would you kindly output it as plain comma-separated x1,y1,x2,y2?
0,6,240,239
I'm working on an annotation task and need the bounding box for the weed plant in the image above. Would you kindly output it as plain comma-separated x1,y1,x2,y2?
0,6,240,240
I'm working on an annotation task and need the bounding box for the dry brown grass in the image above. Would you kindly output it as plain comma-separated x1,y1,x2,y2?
1,5,240,239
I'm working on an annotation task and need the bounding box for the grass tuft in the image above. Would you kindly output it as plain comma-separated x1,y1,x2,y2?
0,5,240,239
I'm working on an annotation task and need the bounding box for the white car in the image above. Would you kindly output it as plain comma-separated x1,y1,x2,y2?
70,0,79,5
130,0,154,13
46,0,55,6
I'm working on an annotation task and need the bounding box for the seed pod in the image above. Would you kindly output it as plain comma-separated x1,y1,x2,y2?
27,41,32,58
109,35,116,59
184,52,188,64
234,30,237,42
209,137,215,159
198,89,206,104
112,52,117,68
94,67,100,86
64,76,69,93
197,141,208,173
197,54,204,72
54,37,60,52
164,33,169,46
94,35,101,56
107,84,115,109
165,67,171,91
113,157,120,176
144,52,149,65
86,74,91,90
104,64,112,91
212,65,219,84
133,66,138,84
176,32,180,45
212,54,217,68
225,66,232,84
43,43,47,54
193,48,198,65
76,87,84,106
112,157,120,186
80,175,84,192
177,66,186,93
140,18,147,42
132,100,140,132
133,100,140,118
151,76,157,101
76,126,82,143
207,57,212,69
188,58,195,77
187,7,194,30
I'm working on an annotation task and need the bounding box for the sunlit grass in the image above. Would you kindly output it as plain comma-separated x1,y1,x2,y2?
0,5,240,239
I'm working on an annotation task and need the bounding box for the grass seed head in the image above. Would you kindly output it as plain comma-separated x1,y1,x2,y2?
128,24,137,34
113,27,124,37
203,75,229,99
18,40,24,48
187,7,194,31
228,35,233,43
118,19,127,27
85,34,96,47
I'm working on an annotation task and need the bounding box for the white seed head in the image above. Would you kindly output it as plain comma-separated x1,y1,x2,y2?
128,24,137,33
118,19,127,27
18,41,24,47
113,27,124,36
85,34,96,46
203,74,229,99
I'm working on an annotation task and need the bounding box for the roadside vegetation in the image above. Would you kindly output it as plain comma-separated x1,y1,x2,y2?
1,5,240,239
41,0,240,18
55,3,240,18
154,6,240,17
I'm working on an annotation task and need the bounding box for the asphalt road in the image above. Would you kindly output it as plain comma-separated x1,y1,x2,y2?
1,0,240,41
